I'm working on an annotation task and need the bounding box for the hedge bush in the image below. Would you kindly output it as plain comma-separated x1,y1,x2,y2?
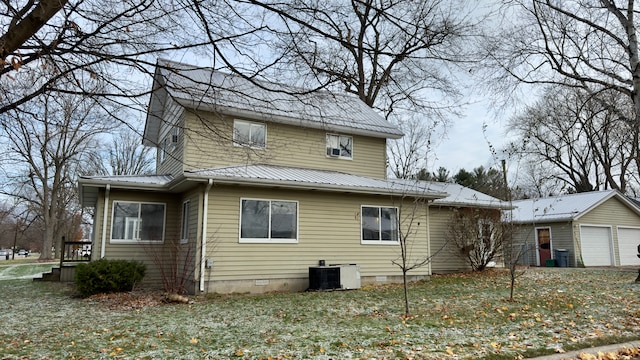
75,259,146,297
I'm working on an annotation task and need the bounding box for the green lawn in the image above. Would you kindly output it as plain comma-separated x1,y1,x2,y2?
0,268,639,359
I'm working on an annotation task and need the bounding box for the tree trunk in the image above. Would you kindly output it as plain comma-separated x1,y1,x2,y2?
403,270,410,317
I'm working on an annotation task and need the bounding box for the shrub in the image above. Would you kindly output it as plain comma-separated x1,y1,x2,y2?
75,259,146,297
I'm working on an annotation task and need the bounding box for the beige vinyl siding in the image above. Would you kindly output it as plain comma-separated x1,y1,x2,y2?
97,190,181,287
156,109,185,176
575,197,640,266
201,185,429,285
183,111,387,178
177,189,202,290
428,206,473,273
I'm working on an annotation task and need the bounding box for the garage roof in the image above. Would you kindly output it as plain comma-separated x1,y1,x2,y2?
509,190,640,223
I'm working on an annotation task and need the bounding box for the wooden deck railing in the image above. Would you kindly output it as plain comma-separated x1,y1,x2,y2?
61,241,92,265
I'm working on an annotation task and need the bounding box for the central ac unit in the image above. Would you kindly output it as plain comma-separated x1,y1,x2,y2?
308,264,361,290
337,264,361,289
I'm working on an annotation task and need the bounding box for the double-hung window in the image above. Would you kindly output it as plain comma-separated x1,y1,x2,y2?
326,134,352,159
160,137,169,163
240,199,298,243
361,206,399,244
111,201,166,243
234,120,266,149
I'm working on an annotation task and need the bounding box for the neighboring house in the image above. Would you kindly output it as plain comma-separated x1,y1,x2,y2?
78,59,506,294
510,190,640,268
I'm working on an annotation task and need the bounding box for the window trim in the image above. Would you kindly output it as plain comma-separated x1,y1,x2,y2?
160,137,169,163
180,200,190,244
360,205,399,245
110,200,166,244
239,198,299,244
326,133,353,160
233,119,267,149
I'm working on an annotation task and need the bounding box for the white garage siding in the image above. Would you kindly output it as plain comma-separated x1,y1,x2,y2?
617,227,640,266
579,225,613,266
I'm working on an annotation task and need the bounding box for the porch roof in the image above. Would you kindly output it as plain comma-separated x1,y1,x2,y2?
78,174,175,207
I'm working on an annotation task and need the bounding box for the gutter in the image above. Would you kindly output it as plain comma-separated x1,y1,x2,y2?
200,179,213,292
100,184,110,258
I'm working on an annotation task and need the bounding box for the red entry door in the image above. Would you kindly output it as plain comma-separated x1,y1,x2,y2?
536,228,552,266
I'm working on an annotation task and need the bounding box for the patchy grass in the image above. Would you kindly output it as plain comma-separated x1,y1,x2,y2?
0,268,639,359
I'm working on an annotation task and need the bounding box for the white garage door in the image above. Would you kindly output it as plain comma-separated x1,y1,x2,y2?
580,226,613,266
617,227,640,266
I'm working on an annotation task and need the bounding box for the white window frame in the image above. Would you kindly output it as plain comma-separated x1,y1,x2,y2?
233,120,267,149
360,205,399,245
171,126,180,145
180,200,190,244
326,133,353,159
239,198,298,244
160,137,169,163
110,200,166,244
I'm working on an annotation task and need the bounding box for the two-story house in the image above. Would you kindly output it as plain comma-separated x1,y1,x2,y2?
78,60,507,294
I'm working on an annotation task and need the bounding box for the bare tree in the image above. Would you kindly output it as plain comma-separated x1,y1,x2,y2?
445,207,506,271
235,0,485,119
0,75,117,260
389,117,437,179
483,1,640,184
2,1,181,114
507,86,635,193
84,128,154,176
391,195,430,317
388,186,447,317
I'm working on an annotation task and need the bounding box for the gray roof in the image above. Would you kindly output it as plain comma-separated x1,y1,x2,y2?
428,182,511,209
78,165,509,209
185,164,447,198
144,59,403,146
509,190,640,223
78,174,175,208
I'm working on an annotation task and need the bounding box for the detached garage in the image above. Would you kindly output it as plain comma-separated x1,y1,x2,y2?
617,227,640,266
511,190,640,268
579,225,613,266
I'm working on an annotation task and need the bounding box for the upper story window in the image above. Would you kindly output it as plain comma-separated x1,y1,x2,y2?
234,120,266,149
361,205,399,244
326,134,352,159
160,137,169,163
111,201,166,243
240,198,298,243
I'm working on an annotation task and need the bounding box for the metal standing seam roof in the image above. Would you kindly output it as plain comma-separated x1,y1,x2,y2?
428,182,511,209
185,164,447,198
77,165,509,208
77,174,175,208
508,190,632,223
151,59,404,139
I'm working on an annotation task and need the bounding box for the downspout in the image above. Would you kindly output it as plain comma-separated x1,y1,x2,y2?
100,184,110,258
426,199,432,275
200,179,213,292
